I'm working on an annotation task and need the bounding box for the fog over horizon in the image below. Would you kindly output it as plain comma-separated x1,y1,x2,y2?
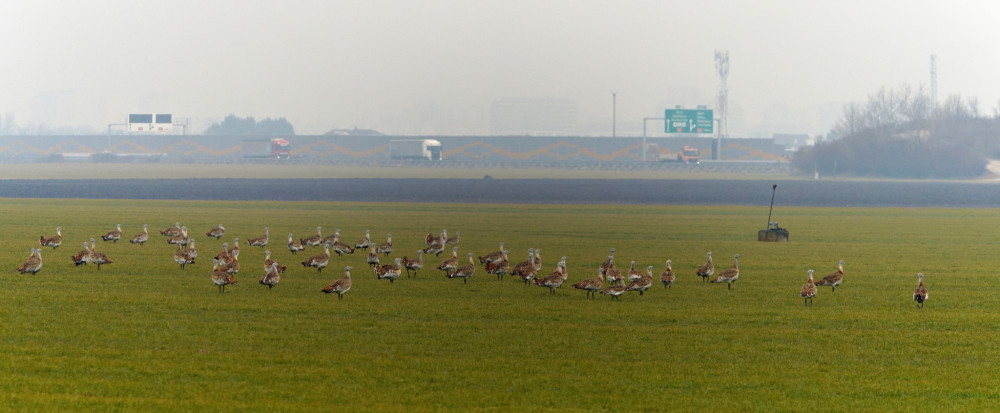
2,0,998,137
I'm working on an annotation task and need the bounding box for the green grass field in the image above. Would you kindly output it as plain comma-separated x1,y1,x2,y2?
2,198,998,411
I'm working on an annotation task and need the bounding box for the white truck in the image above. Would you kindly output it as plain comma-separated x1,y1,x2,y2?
389,139,443,160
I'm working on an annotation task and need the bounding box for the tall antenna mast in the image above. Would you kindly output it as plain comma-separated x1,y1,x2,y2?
714,50,729,159
929,54,938,109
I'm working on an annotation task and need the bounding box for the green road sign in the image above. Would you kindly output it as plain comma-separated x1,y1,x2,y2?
665,109,714,134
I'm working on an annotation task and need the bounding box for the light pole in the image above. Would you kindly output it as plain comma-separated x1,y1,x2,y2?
612,91,616,138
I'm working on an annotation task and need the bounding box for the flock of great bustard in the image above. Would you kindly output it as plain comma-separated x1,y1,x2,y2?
18,226,930,307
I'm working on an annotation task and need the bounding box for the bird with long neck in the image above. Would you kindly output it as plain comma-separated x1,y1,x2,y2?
696,251,714,283
816,260,845,292
913,273,928,308
709,254,740,290
800,269,817,306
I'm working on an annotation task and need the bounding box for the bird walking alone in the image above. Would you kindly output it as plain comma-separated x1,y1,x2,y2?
696,251,714,283
913,273,928,309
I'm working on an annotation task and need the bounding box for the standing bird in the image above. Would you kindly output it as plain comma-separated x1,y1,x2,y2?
160,222,181,236
510,249,537,285
130,224,149,245
626,260,644,282
87,239,113,270
445,231,460,246
259,261,282,289
287,233,305,254
625,265,654,296
421,232,446,257
710,254,741,290
800,269,817,306
167,226,189,246
211,259,237,293
402,251,424,278
696,251,714,283
219,248,240,275
366,245,381,269
478,242,505,264
17,248,42,274
205,224,225,239
72,241,91,266
376,233,393,257
815,260,845,292
263,250,285,274
354,229,372,249
377,258,403,284
185,239,198,260
486,250,510,280
301,245,331,272
448,252,476,284
603,254,622,285
913,273,928,308
301,226,323,248
573,267,605,299
660,259,675,289
600,279,627,301
101,224,122,243
247,227,269,248
600,248,616,272
174,243,195,269
40,227,63,249
437,246,459,275
322,266,353,300
327,230,355,256
535,258,568,294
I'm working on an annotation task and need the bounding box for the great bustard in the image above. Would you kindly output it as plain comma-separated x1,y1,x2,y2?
709,254,740,290
696,251,714,283
354,229,372,249
366,245,381,269
600,248,616,272
800,269,817,306
448,252,476,284
600,278,627,301
101,224,122,243
322,266,353,300
166,226,189,246
486,250,510,280
377,258,403,284
403,251,424,278
913,273,928,308
376,233,393,257
535,258,568,294
445,231,460,246
510,249,537,285
626,260,644,282
160,222,181,237
327,230,355,256
72,241,91,266
259,261,282,289
816,260,845,292
478,242,505,265
87,239,113,270
130,224,149,245
573,267,605,299
174,243,195,269
205,224,225,239
247,227,269,248
17,248,42,275
603,254,622,285
625,265,654,296
263,250,285,274
660,259,675,289
40,227,62,249
287,233,305,254
301,245,331,272
301,226,323,248
211,258,237,293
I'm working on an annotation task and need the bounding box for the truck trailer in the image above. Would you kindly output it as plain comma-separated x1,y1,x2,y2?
242,138,291,159
389,139,443,160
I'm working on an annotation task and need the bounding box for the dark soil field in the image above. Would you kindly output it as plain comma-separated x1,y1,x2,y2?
2,178,999,207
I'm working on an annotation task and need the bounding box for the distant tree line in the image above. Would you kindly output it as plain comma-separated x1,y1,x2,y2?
204,115,295,136
793,85,1000,178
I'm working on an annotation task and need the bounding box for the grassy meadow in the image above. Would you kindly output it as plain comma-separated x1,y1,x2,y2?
1,198,999,411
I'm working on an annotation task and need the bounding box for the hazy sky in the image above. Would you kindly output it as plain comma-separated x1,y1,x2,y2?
2,0,998,136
